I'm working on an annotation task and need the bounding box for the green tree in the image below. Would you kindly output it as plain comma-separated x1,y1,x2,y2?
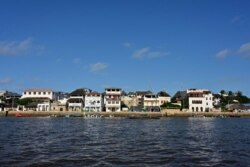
161,102,180,109
220,90,226,95
228,91,233,96
16,98,33,106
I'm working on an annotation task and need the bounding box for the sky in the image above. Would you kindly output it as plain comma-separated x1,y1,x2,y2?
0,0,250,96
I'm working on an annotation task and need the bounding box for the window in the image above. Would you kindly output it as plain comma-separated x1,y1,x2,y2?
206,103,208,105
34,92,36,95
38,92,41,95
48,92,51,95
116,101,119,104
24,92,26,95
192,100,202,104
43,92,46,95
29,92,31,95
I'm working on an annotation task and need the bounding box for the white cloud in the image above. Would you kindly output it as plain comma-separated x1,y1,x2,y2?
0,38,33,56
238,42,250,57
133,47,169,59
90,62,108,72
216,49,230,59
73,58,81,64
123,42,132,48
0,78,12,84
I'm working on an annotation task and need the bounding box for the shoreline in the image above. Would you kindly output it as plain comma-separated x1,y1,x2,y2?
1,109,250,118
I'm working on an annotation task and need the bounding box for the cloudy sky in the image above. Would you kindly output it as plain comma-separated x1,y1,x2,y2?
0,0,250,96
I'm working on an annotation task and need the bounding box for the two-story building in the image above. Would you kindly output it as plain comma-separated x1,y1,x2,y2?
21,89,56,111
84,91,103,112
187,89,214,112
67,88,91,111
142,94,161,112
104,88,122,112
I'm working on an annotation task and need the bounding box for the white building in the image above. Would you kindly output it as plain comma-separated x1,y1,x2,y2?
142,94,161,112
158,96,171,106
84,92,103,112
187,89,214,112
21,89,55,111
104,88,121,112
21,89,55,100
68,88,91,111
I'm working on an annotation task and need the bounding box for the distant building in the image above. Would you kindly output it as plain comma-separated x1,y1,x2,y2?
135,91,152,107
21,89,56,111
187,89,214,112
0,90,21,111
171,91,188,105
67,88,92,111
21,89,56,100
50,92,69,112
157,96,171,106
142,94,160,112
104,88,122,112
121,92,137,109
84,91,103,112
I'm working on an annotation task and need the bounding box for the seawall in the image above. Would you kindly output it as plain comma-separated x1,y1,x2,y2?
1,109,250,118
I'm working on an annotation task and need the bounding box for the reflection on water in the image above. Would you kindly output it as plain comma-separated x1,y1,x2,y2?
0,117,250,166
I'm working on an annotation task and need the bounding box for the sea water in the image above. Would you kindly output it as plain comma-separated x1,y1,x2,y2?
0,117,249,166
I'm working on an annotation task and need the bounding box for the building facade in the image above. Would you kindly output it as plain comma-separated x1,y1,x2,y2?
84,92,103,112
142,94,161,112
104,88,121,112
187,89,214,112
67,88,91,111
21,89,55,100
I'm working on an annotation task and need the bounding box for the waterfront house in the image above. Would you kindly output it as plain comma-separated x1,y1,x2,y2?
22,89,56,100
104,87,122,112
142,94,161,112
84,91,103,112
157,95,171,106
187,89,214,112
0,90,21,111
67,88,91,111
21,89,56,111
3,91,21,111
135,90,152,107
121,92,138,110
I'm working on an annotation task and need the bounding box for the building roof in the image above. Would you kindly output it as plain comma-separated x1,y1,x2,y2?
5,91,21,97
24,88,53,92
171,91,187,101
70,88,91,96
86,91,101,96
135,90,153,96
0,91,21,97
105,87,121,90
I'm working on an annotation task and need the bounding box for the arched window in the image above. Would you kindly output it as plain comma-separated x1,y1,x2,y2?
200,107,203,112
196,107,199,112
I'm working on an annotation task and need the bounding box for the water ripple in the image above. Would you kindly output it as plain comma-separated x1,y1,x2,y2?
0,117,250,166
